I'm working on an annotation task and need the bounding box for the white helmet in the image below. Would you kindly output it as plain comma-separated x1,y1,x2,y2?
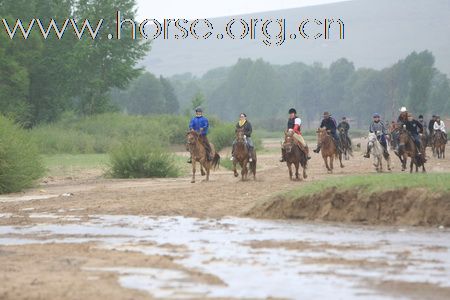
399,107,407,112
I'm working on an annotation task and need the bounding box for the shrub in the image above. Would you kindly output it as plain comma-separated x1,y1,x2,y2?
0,116,44,194
209,123,236,152
108,139,180,178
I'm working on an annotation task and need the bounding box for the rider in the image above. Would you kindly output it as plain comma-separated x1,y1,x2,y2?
433,116,448,142
397,106,408,125
418,115,427,134
337,117,350,134
280,108,311,161
405,113,423,155
428,115,437,136
231,113,254,162
313,111,341,153
188,107,213,163
337,116,351,147
364,113,389,158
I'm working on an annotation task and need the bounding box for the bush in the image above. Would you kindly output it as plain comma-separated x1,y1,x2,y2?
108,139,180,178
0,116,44,194
209,123,236,151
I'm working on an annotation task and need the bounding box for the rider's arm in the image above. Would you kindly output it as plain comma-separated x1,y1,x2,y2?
246,122,253,136
293,118,301,134
189,117,195,130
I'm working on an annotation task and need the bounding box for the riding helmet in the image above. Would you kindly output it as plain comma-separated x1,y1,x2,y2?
288,108,297,114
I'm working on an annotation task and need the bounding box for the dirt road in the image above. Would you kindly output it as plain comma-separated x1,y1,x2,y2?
0,139,449,300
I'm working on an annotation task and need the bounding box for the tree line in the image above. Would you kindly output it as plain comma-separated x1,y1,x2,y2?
169,51,449,130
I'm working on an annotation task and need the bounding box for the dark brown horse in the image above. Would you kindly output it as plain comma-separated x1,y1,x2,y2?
338,127,353,160
232,129,257,181
433,130,447,159
186,130,220,183
397,127,426,173
316,127,344,173
282,130,308,180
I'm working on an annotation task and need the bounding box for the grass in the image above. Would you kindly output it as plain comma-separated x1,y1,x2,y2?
284,173,450,198
42,154,109,177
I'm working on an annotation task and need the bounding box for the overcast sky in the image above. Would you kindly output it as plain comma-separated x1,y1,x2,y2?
135,0,349,21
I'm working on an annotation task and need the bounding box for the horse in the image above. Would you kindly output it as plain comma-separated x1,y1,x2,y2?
338,128,353,160
397,127,426,173
232,128,257,181
186,130,220,183
433,130,447,159
368,132,391,172
316,127,344,173
282,130,308,181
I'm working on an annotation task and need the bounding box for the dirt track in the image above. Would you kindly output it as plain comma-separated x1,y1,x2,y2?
1,138,448,220
0,139,449,300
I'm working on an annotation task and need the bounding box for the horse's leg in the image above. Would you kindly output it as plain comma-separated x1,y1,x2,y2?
288,162,293,180
410,159,414,173
294,161,300,181
205,162,210,181
191,160,196,183
241,161,247,181
339,153,344,168
386,156,392,171
323,156,330,173
201,166,206,176
233,160,238,177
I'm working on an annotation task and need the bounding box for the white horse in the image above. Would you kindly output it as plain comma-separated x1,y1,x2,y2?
368,132,391,172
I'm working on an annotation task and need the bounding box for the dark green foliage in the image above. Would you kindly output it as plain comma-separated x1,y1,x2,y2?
0,0,149,125
108,140,180,178
0,116,44,193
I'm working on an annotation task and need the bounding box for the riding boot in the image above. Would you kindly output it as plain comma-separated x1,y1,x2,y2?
313,145,321,153
248,147,254,162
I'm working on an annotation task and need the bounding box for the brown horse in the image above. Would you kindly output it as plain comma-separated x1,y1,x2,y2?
186,130,220,183
232,129,256,181
316,128,344,173
282,130,308,180
338,127,353,160
433,130,447,159
397,127,426,173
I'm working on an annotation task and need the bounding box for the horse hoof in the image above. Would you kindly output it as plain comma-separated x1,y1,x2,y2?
234,173,239,178
303,175,308,179
191,180,195,183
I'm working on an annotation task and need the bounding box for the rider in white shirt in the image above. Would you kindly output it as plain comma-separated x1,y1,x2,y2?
433,116,446,133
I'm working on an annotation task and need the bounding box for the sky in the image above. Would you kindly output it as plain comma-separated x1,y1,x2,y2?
135,0,349,21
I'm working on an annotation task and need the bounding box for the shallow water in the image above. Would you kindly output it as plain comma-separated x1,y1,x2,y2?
0,214,449,299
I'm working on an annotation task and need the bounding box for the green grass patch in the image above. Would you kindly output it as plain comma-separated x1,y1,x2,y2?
284,173,450,199
43,154,109,177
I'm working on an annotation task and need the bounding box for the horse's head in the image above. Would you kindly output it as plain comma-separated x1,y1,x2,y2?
283,129,295,153
368,132,377,143
236,128,246,143
186,130,198,145
316,127,328,144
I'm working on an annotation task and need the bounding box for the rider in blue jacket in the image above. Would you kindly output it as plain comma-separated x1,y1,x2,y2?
188,107,213,162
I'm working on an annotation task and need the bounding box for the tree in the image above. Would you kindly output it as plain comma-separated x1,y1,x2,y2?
160,76,179,114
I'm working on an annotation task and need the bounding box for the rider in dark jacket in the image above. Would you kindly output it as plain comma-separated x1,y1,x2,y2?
231,113,254,162
313,112,341,153
404,113,423,155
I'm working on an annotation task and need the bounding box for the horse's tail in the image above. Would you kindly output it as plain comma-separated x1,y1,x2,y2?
211,153,220,170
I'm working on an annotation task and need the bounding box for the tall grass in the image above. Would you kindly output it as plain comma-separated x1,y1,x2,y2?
0,116,44,193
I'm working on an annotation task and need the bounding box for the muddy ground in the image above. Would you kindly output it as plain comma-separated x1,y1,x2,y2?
0,139,449,299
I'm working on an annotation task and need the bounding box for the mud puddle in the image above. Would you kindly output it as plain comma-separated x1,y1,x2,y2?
0,214,449,299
